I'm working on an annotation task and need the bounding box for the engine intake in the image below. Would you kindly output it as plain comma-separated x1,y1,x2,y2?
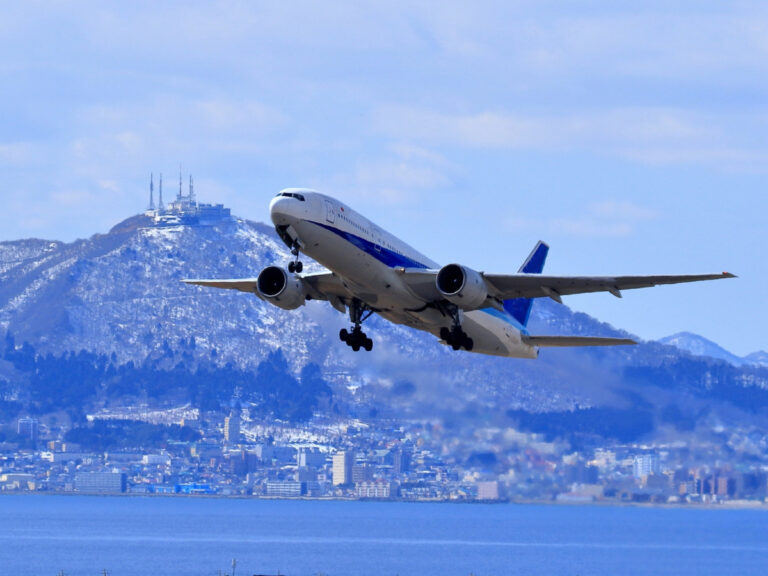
256,266,306,310
436,264,488,310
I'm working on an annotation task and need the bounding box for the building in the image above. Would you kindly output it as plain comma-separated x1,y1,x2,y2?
633,454,660,479
297,448,326,468
265,481,305,497
224,414,241,443
355,481,392,499
75,471,127,493
332,451,354,485
145,172,231,226
351,463,374,483
476,481,500,500
17,417,39,442
392,449,411,474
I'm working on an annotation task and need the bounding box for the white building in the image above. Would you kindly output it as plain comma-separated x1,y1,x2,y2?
332,451,354,485
633,454,660,478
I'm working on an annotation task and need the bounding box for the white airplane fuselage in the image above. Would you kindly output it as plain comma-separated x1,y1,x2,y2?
270,189,538,358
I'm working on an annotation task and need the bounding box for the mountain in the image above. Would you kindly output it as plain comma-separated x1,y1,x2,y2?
658,332,745,365
659,332,768,368
745,351,768,367
1,212,767,442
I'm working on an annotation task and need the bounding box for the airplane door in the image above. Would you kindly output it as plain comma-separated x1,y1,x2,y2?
325,200,335,223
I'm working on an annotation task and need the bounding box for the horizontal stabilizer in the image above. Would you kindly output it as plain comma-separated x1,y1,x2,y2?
525,336,637,347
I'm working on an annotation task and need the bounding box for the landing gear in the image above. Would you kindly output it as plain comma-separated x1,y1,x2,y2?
340,299,374,352
287,242,303,274
340,327,373,352
440,308,474,352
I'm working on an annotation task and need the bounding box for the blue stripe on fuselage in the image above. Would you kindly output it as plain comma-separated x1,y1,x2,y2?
307,219,526,334
478,307,529,335
309,220,430,270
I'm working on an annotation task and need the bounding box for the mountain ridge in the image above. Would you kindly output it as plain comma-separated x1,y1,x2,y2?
1,212,766,440
659,331,767,367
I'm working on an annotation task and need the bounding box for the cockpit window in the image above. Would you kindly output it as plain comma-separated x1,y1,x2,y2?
276,192,306,201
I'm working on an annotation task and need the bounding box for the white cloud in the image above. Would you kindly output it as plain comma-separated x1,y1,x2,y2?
321,144,453,207
507,200,659,239
373,105,768,171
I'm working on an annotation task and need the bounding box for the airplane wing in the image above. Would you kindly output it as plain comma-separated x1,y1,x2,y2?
397,268,736,305
184,272,353,313
482,272,736,303
183,278,260,293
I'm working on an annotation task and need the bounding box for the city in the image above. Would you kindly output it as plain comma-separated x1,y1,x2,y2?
3,406,767,506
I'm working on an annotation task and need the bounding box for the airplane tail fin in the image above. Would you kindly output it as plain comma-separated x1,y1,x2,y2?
503,240,549,328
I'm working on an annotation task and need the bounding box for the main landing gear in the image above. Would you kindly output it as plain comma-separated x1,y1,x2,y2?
340,299,374,352
440,308,474,352
287,242,303,273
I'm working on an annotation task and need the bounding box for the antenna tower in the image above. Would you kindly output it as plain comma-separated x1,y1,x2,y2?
149,173,155,210
159,173,165,211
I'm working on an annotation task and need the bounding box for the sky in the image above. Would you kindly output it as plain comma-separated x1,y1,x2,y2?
1,1,766,355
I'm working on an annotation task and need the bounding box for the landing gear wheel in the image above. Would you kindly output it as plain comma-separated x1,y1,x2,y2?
341,299,375,352
289,243,303,274
444,322,473,352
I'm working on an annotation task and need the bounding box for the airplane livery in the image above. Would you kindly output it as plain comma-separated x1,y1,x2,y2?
185,189,734,359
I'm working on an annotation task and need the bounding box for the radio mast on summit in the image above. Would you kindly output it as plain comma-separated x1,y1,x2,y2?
148,173,155,211
158,173,165,211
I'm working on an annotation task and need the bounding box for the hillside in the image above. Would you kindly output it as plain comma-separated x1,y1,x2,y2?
1,213,766,442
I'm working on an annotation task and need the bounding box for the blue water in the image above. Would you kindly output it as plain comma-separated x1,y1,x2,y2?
1,495,768,576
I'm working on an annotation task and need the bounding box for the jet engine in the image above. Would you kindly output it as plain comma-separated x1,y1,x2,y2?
436,263,488,310
256,266,306,310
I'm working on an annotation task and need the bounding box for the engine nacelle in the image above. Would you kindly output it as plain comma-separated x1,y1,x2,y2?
436,263,488,310
256,266,306,310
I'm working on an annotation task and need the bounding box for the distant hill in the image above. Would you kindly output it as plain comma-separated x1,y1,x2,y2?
659,332,768,368
745,350,768,367
1,212,767,443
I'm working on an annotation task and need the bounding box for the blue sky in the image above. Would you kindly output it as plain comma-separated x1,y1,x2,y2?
1,2,765,355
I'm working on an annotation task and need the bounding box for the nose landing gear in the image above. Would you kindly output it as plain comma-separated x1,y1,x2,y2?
287,242,303,274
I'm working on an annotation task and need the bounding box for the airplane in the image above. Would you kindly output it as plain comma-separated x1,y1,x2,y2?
184,189,735,359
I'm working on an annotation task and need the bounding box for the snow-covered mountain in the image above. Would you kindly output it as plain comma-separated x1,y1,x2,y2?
1,213,767,425
744,351,768,367
658,332,767,367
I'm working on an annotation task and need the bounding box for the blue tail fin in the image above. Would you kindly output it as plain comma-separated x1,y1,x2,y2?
503,241,549,328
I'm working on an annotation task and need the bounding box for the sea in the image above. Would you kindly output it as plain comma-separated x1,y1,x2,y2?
1,495,767,576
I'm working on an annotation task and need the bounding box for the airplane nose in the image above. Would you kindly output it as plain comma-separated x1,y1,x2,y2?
269,195,292,226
